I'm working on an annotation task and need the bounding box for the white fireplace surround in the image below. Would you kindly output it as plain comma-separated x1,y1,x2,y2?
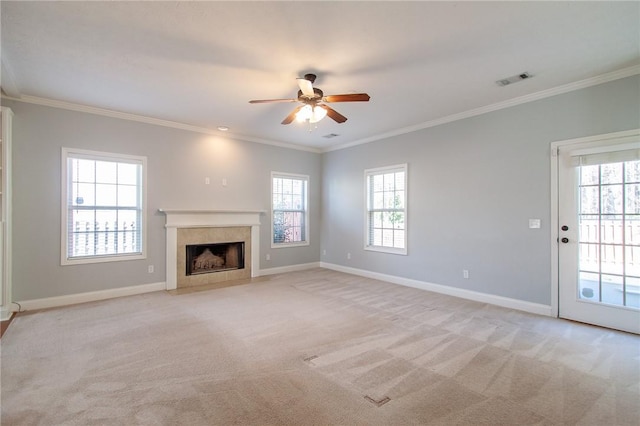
159,209,264,290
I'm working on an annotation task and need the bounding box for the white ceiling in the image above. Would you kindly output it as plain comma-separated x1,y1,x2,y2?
1,1,639,151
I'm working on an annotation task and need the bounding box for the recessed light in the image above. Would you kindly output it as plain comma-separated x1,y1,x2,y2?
217,126,229,131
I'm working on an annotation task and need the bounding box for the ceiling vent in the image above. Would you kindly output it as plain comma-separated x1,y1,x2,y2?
496,72,532,87
323,133,340,139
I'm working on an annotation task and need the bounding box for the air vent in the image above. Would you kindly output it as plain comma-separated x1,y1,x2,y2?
364,395,391,407
496,72,532,87
323,133,340,139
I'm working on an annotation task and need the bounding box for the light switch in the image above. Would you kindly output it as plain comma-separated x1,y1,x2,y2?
529,219,541,229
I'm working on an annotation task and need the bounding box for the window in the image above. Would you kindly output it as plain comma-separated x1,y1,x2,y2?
61,148,146,265
271,172,309,247
575,151,640,308
365,164,407,254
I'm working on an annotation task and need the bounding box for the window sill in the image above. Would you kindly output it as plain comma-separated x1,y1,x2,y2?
364,245,407,256
61,252,146,266
271,241,310,249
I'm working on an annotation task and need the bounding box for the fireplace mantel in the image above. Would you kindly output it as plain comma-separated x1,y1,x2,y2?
159,209,265,290
159,209,265,228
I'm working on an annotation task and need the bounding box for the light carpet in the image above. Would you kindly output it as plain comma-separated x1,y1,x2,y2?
1,268,639,425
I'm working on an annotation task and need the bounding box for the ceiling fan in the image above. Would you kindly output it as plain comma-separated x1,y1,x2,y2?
249,73,370,125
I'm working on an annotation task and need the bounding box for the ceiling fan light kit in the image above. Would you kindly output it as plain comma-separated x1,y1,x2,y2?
249,73,370,127
296,105,327,123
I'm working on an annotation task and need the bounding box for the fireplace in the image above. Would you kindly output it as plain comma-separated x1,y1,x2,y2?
160,209,264,290
186,242,245,275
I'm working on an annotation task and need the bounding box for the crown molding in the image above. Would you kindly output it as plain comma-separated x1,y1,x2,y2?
2,64,637,155
323,64,640,153
0,94,322,154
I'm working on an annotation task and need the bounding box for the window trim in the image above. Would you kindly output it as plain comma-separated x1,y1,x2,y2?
61,147,147,265
271,171,310,249
364,163,408,255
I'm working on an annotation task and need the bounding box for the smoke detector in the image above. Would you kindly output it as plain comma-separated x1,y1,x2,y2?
496,72,532,87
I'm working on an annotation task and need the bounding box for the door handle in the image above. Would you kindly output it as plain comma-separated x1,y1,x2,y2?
561,237,569,243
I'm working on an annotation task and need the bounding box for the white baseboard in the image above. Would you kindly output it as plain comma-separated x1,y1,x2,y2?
1,306,13,321
320,262,553,317
258,262,321,277
14,282,166,312
12,265,552,317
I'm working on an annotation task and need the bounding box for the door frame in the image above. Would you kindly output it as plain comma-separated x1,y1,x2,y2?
550,128,640,319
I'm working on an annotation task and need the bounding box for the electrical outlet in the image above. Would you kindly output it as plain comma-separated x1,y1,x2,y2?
148,265,154,274
322,249,327,256
222,178,228,187
205,177,210,185
266,254,271,261
347,252,351,260
463,269,469,279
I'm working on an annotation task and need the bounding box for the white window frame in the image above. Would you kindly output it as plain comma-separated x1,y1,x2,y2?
364,164,408,255
271,172,309,249
61,147,147,265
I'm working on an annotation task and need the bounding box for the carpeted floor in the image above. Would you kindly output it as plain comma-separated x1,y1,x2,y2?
1,268,639,425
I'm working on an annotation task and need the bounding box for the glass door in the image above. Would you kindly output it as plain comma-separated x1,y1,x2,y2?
558,138,640,334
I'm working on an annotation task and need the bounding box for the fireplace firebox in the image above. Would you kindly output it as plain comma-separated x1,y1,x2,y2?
186,242,245,276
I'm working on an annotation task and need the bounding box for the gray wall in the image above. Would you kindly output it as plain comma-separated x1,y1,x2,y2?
4,101,321,300
321,75,640,306
5,75,639,304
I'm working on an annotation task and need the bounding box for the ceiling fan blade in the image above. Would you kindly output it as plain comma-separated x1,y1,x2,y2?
296,78,315,98
319,104,347,123
323,93,370,103
281,105,304,125
249,98,297,104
